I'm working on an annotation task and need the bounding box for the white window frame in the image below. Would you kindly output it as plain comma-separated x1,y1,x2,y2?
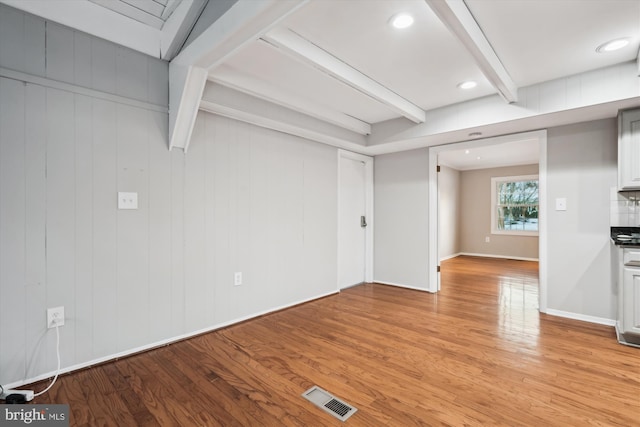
491,174,539,236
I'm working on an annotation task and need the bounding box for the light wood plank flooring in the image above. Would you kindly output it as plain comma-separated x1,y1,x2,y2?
30,256,639,426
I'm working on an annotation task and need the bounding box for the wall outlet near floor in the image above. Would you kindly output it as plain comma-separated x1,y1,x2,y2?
485,236,490,243
234,272,242,286
47,306,65,328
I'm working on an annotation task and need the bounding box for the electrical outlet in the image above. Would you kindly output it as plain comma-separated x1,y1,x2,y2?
0,389,34,402
47,306,64,328
234,272,242,286
485,236,490,243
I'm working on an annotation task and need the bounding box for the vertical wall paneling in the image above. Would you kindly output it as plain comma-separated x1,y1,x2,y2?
92,98,118,359
74,94,94,363
73,32,92,90
45,23,75,85
115,47,148,103
0,5,25,73
169,149,185,337
203,113,217,326
148,111,173,342
247,120,271,314
235,121,253,317
0,77,27,378
24,83,47,378
45,87,77,370
147,58,169,107
116,103,150,351
23,14,46,77
90,38,117,96
211,115,233,322
303,142,337,296
183,115,208,330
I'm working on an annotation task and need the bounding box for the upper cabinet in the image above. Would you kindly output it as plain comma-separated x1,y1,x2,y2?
618,110,640,191
619,109,640,191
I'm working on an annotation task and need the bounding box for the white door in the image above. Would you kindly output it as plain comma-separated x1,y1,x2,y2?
339,156,367,289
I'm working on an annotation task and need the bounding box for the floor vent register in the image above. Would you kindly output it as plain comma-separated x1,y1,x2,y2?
302,386,357,422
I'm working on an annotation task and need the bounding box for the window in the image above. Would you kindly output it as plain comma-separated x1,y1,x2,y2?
491,175,539,235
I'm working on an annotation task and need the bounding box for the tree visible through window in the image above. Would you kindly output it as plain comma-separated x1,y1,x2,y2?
491,175,539,235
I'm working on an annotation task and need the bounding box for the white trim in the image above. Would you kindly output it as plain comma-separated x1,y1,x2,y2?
374,281,434,293
428,150,440,292
4,289,338,391
0,67,168,113
458,252,539,262
490,174,539,237
538,133,548,313
337,150,374,289
169,65,208,151
545,309,616,327
439,252,463,261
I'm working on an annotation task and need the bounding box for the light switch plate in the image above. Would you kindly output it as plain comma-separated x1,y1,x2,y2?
555,197,567,211
118,192,138,210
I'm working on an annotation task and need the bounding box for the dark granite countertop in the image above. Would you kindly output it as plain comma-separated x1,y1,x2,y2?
611,227,640,246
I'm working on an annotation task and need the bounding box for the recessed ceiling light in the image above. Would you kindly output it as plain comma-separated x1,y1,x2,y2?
458,81,477,90
596,38,630,53
464,149,470,154
390,13,414,29
469,132,482,138
476,156,482,160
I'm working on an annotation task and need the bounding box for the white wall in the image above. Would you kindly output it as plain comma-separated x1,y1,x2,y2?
546,118,618,321
374,148,430,289
438,165,461,259
0,5,338,386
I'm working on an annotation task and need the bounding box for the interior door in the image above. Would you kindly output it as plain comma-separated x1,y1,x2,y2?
339,157,366,289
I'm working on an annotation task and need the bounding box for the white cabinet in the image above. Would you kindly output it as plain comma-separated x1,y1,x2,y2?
616,246,640,346
622,266,640,335
618,109,640,190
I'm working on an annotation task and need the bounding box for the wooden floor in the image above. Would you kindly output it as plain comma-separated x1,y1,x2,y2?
30,256,639,426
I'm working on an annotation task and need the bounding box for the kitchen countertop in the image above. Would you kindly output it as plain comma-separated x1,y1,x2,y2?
611,227,640,246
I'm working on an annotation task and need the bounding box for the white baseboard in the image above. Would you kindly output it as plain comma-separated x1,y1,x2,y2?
5,290,339,390
373,280,435,293
545,308,616,327
458,252,539,262
439,252,462,261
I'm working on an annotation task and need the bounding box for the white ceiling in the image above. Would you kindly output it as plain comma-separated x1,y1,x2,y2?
5,0,640,161
438,137,540,171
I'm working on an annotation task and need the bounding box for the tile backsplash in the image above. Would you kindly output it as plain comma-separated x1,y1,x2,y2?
611,189,640,226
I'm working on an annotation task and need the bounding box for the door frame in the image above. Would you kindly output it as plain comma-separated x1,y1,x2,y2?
427,130,548,312
338,149,374,288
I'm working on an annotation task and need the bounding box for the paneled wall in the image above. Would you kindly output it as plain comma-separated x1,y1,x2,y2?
0,5,338,386
0,3,168,106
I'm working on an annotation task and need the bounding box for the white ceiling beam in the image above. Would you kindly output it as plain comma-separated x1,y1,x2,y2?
160,0,207,60
209,64,372,135
262,27,426,124
169,0,309,151
425,0,518,103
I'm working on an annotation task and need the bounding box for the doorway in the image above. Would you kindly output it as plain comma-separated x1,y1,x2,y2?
428,130,548,312
338,149,373,289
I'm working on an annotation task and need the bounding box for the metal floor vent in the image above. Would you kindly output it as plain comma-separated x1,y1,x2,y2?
302,386,357,422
